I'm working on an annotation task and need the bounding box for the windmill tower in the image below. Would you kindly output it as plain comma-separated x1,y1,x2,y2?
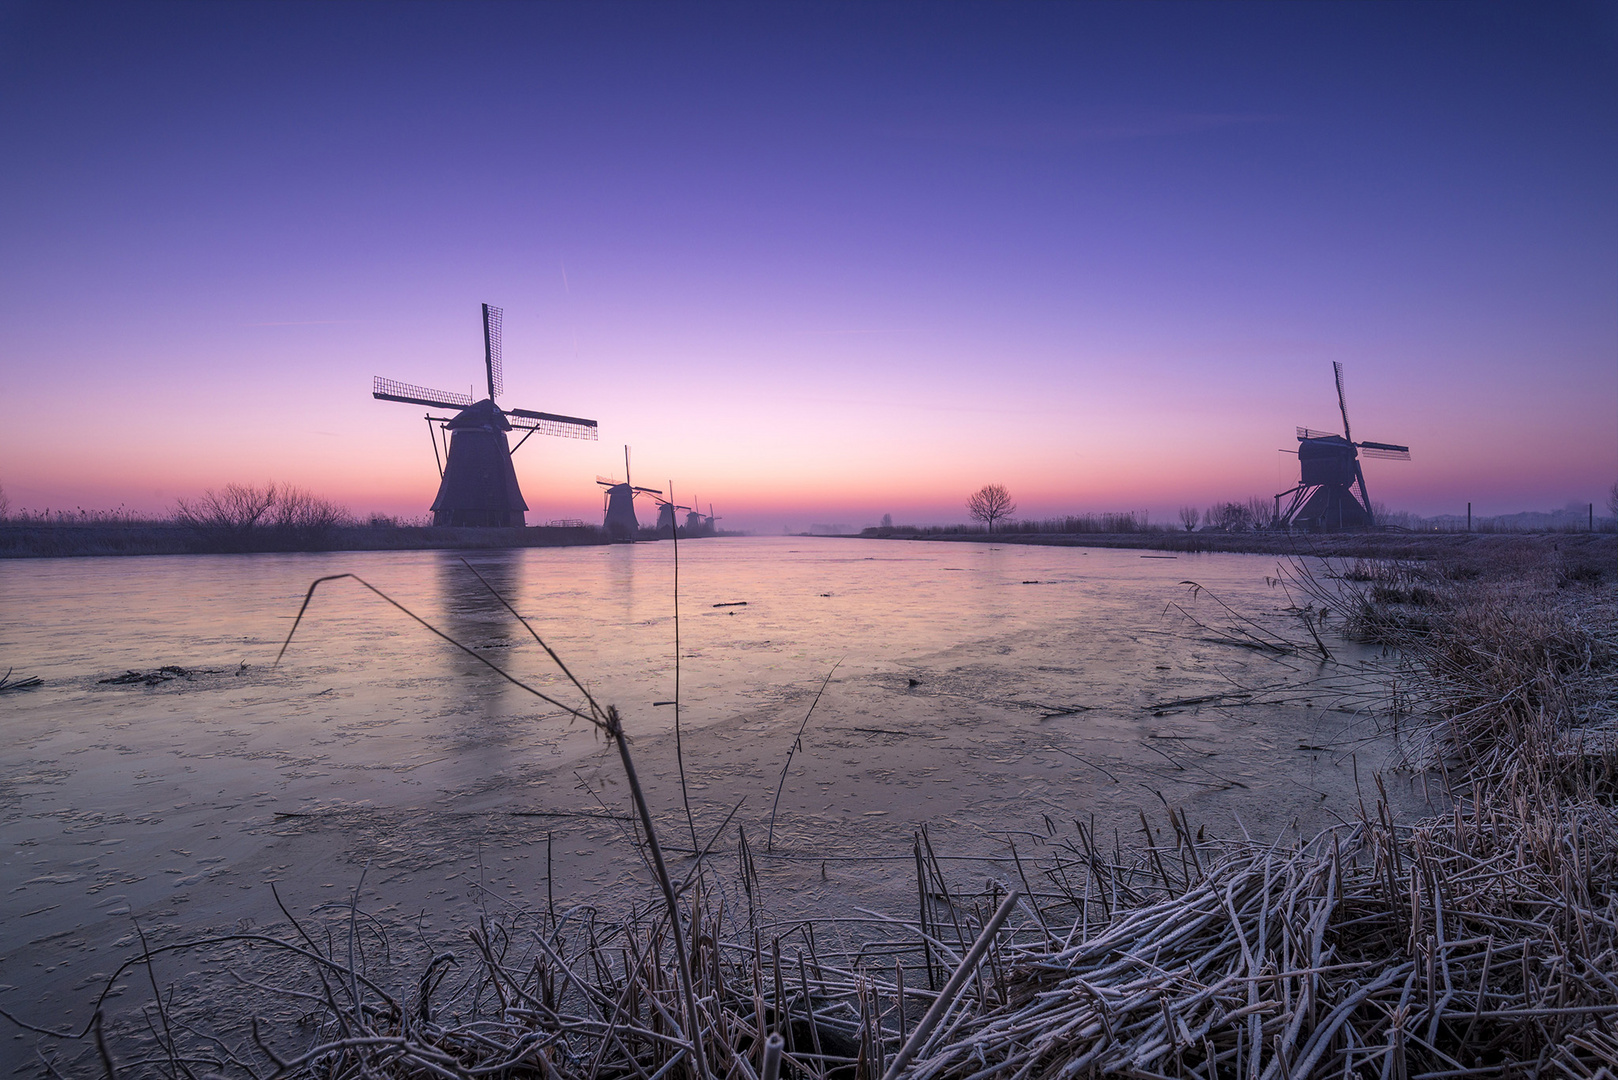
373,305,598,526
1275,363,1410,531
596,446,661,540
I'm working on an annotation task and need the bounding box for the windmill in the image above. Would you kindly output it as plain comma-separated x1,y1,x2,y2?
596,446,662,540
654,494,691,536
373,304,598,527
685,502,722,536
1275,362,1410,531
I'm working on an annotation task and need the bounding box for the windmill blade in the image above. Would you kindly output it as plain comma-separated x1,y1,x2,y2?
1333,361,1352,442
505,407,599,440
631,485,663,496
1296,427,1339,440
482,304,504,401
373,376,474,410
1358,441,1411,460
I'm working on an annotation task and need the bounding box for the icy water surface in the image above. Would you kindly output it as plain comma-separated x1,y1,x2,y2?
0,537,1426,1048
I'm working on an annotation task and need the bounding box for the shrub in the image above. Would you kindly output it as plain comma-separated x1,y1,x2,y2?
175,483,350,551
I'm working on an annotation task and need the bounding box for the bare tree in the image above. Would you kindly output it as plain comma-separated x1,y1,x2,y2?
1207,501,1253,531
0,482,9,521
966,484,1016,532
175,483,279,537
1177,505,1200,532
175,482,350,550
272,487,351,546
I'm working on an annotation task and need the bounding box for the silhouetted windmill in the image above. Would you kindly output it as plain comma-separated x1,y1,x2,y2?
374,304,598,526
596,446,661,540
654,493,691,536
1275,363,1410,530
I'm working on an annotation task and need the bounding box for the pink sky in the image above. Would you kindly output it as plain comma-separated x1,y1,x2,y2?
2,3,1613,531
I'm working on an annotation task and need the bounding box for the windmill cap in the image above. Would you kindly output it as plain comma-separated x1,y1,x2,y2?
444,400,511,431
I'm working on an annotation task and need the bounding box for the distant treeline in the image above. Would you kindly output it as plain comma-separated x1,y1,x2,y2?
0,482,612,558
863,500,1615,539
862,512,1152,538
0,519,610,559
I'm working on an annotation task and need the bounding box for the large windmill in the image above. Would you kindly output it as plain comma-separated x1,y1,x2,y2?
1275,363,1410,531
373,304,598,527
596,446,662,540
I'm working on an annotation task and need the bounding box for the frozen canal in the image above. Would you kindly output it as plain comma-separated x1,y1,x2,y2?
0,537,1428,1059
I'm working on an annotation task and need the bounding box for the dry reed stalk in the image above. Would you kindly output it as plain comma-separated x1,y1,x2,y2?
666,483,700,854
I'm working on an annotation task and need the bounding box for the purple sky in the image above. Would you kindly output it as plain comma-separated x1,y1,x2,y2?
2,1,1613,531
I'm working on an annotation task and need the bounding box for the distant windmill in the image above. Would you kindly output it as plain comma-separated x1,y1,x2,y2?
680,501,722,536
654,493,691,536
596,446,662,540
1275,363,1410,530
373,304,598,526
682,498,708,537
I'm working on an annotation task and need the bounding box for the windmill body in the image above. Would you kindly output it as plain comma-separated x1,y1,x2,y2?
601,483,640,539
1276,364,1409,531
432,402,527,527
373,305,597,527
655,502,679,534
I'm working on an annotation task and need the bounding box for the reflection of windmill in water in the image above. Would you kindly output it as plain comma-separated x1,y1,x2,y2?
596,446,662,540
1276,363,1410,531
373,304,598,526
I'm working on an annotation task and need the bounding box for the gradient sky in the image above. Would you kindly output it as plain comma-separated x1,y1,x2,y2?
2,1,1613,531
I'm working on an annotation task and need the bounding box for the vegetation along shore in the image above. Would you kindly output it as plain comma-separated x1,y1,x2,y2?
6,534,1613,1076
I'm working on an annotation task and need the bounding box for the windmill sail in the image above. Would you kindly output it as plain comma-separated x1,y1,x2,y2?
506,408,598,440
1334,361,1352,442
483,303,503,401
373,377,474,410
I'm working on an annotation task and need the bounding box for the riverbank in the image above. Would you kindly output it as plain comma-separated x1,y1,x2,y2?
0,521,611,558
877,527,1617,579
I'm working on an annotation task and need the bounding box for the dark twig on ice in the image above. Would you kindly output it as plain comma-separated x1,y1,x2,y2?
0,667,43,692
767,657,845,852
